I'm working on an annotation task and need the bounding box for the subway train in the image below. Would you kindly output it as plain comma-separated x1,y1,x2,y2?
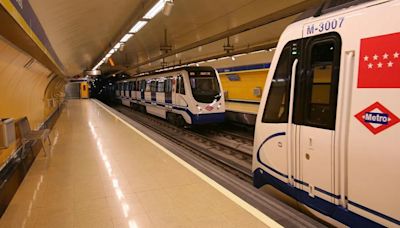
253,0,400,227
115,66,225,126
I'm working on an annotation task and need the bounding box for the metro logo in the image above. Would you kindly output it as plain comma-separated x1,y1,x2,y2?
364,112,389,125
357,32,400,88
205,105,214,111
355,102,399,135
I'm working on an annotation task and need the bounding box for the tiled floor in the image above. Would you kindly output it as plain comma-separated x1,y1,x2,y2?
0,100,270,228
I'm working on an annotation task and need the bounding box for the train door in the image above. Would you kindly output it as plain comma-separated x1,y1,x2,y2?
129,81,134,100
145,80,151,102
156,79,165,105
257,41,300,185
125,82,129,98
175,75,187,107
294,34,341,202
256,33,341,202
140,80,146,101
164,77,173,106
150,80,157,104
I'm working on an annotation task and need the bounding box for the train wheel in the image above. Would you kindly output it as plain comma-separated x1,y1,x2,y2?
176,115,186,128
167,113,176,125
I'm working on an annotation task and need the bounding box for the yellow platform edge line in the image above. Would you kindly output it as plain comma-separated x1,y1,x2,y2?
0,0,62,73
92,99,283,228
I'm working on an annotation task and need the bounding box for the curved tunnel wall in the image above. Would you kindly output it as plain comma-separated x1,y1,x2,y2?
0,36,65,165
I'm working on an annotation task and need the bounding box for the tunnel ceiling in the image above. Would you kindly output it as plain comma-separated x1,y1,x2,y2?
29,0,321,76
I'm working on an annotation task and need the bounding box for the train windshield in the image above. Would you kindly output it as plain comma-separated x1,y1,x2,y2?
189,71,221,103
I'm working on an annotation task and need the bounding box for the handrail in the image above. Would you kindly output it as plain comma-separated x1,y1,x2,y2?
287,59,298,186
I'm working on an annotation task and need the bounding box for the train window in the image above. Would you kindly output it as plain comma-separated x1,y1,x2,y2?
157,80,165,92
189,71,220,103
262,46,293,123
140,80,146,92
177,76,185,94
145,80,151,92
164,78,172,93
129,82,134,91
303,38,340,129
150,80,158,92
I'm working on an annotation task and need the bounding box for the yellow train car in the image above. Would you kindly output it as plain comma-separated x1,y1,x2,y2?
218,63,270,103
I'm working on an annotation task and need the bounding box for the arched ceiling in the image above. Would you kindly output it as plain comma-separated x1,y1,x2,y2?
29,0,322,77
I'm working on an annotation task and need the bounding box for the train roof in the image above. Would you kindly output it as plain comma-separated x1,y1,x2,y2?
295,0,375,22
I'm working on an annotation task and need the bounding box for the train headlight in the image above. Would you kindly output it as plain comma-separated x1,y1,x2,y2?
197,106,202,111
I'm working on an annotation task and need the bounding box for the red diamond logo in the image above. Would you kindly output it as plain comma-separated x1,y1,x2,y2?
355,102,400,135
205,105,214,111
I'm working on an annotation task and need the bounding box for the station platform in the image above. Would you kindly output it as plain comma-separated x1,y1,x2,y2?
225,101,259,125
0,99,277,227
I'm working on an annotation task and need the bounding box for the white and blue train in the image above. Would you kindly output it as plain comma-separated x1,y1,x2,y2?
115,66,225,126
253,0,400,227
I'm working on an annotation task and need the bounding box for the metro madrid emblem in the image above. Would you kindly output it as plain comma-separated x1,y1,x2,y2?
355,102,400,134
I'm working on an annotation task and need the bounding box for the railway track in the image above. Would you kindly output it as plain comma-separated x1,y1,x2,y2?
114,105,253,181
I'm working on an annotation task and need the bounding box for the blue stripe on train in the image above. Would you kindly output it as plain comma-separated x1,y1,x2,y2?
253,168,385,227
254,132,397,227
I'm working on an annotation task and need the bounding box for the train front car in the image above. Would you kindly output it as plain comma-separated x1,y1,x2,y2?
184,67,225,125
252,0,400,227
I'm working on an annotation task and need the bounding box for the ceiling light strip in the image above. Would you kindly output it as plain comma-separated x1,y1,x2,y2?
92,0,167,70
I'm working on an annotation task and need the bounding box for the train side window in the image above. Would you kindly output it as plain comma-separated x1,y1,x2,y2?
150,80,157,92
303,39,340,129
140,80,146,92
145,80,151,92
262,46,293,123
158,80,165,92
133,81,135,91
177,76,185,94
164,78,172,93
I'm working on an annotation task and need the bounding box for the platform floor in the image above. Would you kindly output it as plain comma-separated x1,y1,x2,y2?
225,101,259,115
0,99,274,228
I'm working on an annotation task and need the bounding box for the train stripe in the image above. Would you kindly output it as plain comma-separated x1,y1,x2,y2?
348,201,400,225
256,132,288,178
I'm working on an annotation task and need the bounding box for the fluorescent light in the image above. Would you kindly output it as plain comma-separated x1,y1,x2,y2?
114,43,122,50
251,50,266,54
129,21,148,33
106,53,112,58
233,53,247,58
143,0,165,19
109,49,115,54
120,34,133,43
